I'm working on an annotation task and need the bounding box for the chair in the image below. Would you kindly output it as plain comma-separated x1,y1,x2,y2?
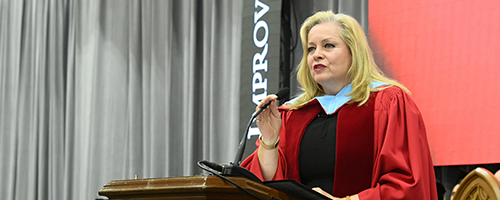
452,167,500,200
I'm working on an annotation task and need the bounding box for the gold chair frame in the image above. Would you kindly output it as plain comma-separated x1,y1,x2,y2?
452,167,500,200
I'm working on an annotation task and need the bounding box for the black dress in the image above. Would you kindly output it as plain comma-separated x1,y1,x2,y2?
299,108,338,194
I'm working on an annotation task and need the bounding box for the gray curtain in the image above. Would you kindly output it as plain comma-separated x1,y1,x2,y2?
0,0,366,199
1,0,243,199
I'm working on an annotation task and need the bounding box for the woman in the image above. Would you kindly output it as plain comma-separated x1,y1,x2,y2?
241,11,438,200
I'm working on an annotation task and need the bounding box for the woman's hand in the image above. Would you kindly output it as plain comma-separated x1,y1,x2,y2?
255,94,281,144
256,94,282,181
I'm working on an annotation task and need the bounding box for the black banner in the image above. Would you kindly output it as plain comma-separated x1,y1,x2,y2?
239,0,282,159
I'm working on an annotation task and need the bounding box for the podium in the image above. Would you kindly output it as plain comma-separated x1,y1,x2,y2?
98,175,301,200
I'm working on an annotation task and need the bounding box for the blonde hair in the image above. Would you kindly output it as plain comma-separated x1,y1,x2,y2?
286,11,409,110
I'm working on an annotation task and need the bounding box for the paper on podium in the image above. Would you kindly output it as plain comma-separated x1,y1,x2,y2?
264,179,331,200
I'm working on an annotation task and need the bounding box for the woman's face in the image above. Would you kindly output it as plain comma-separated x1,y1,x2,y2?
306,22,352,94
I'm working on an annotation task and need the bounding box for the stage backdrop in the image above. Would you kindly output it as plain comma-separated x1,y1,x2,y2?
369,0,500,166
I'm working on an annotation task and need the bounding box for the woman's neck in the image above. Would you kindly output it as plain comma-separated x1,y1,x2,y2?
322,82,349,95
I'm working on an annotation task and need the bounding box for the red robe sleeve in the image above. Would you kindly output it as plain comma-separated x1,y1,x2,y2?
358,87,438,199
239,141,287,181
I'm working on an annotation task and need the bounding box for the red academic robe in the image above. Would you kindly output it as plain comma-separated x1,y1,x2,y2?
241,86,438,200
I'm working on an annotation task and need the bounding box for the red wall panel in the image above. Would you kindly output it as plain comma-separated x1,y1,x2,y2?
369,0,500,166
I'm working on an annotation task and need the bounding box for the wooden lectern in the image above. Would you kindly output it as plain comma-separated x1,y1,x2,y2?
98,175,301,200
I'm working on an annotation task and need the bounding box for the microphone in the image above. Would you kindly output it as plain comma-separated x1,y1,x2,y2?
198,88,289,184
233,87,290,165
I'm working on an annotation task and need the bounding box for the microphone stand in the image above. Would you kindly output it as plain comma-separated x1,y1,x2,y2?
233,101,271,165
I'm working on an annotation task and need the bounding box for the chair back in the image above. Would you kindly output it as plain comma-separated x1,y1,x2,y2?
452,167,500,200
